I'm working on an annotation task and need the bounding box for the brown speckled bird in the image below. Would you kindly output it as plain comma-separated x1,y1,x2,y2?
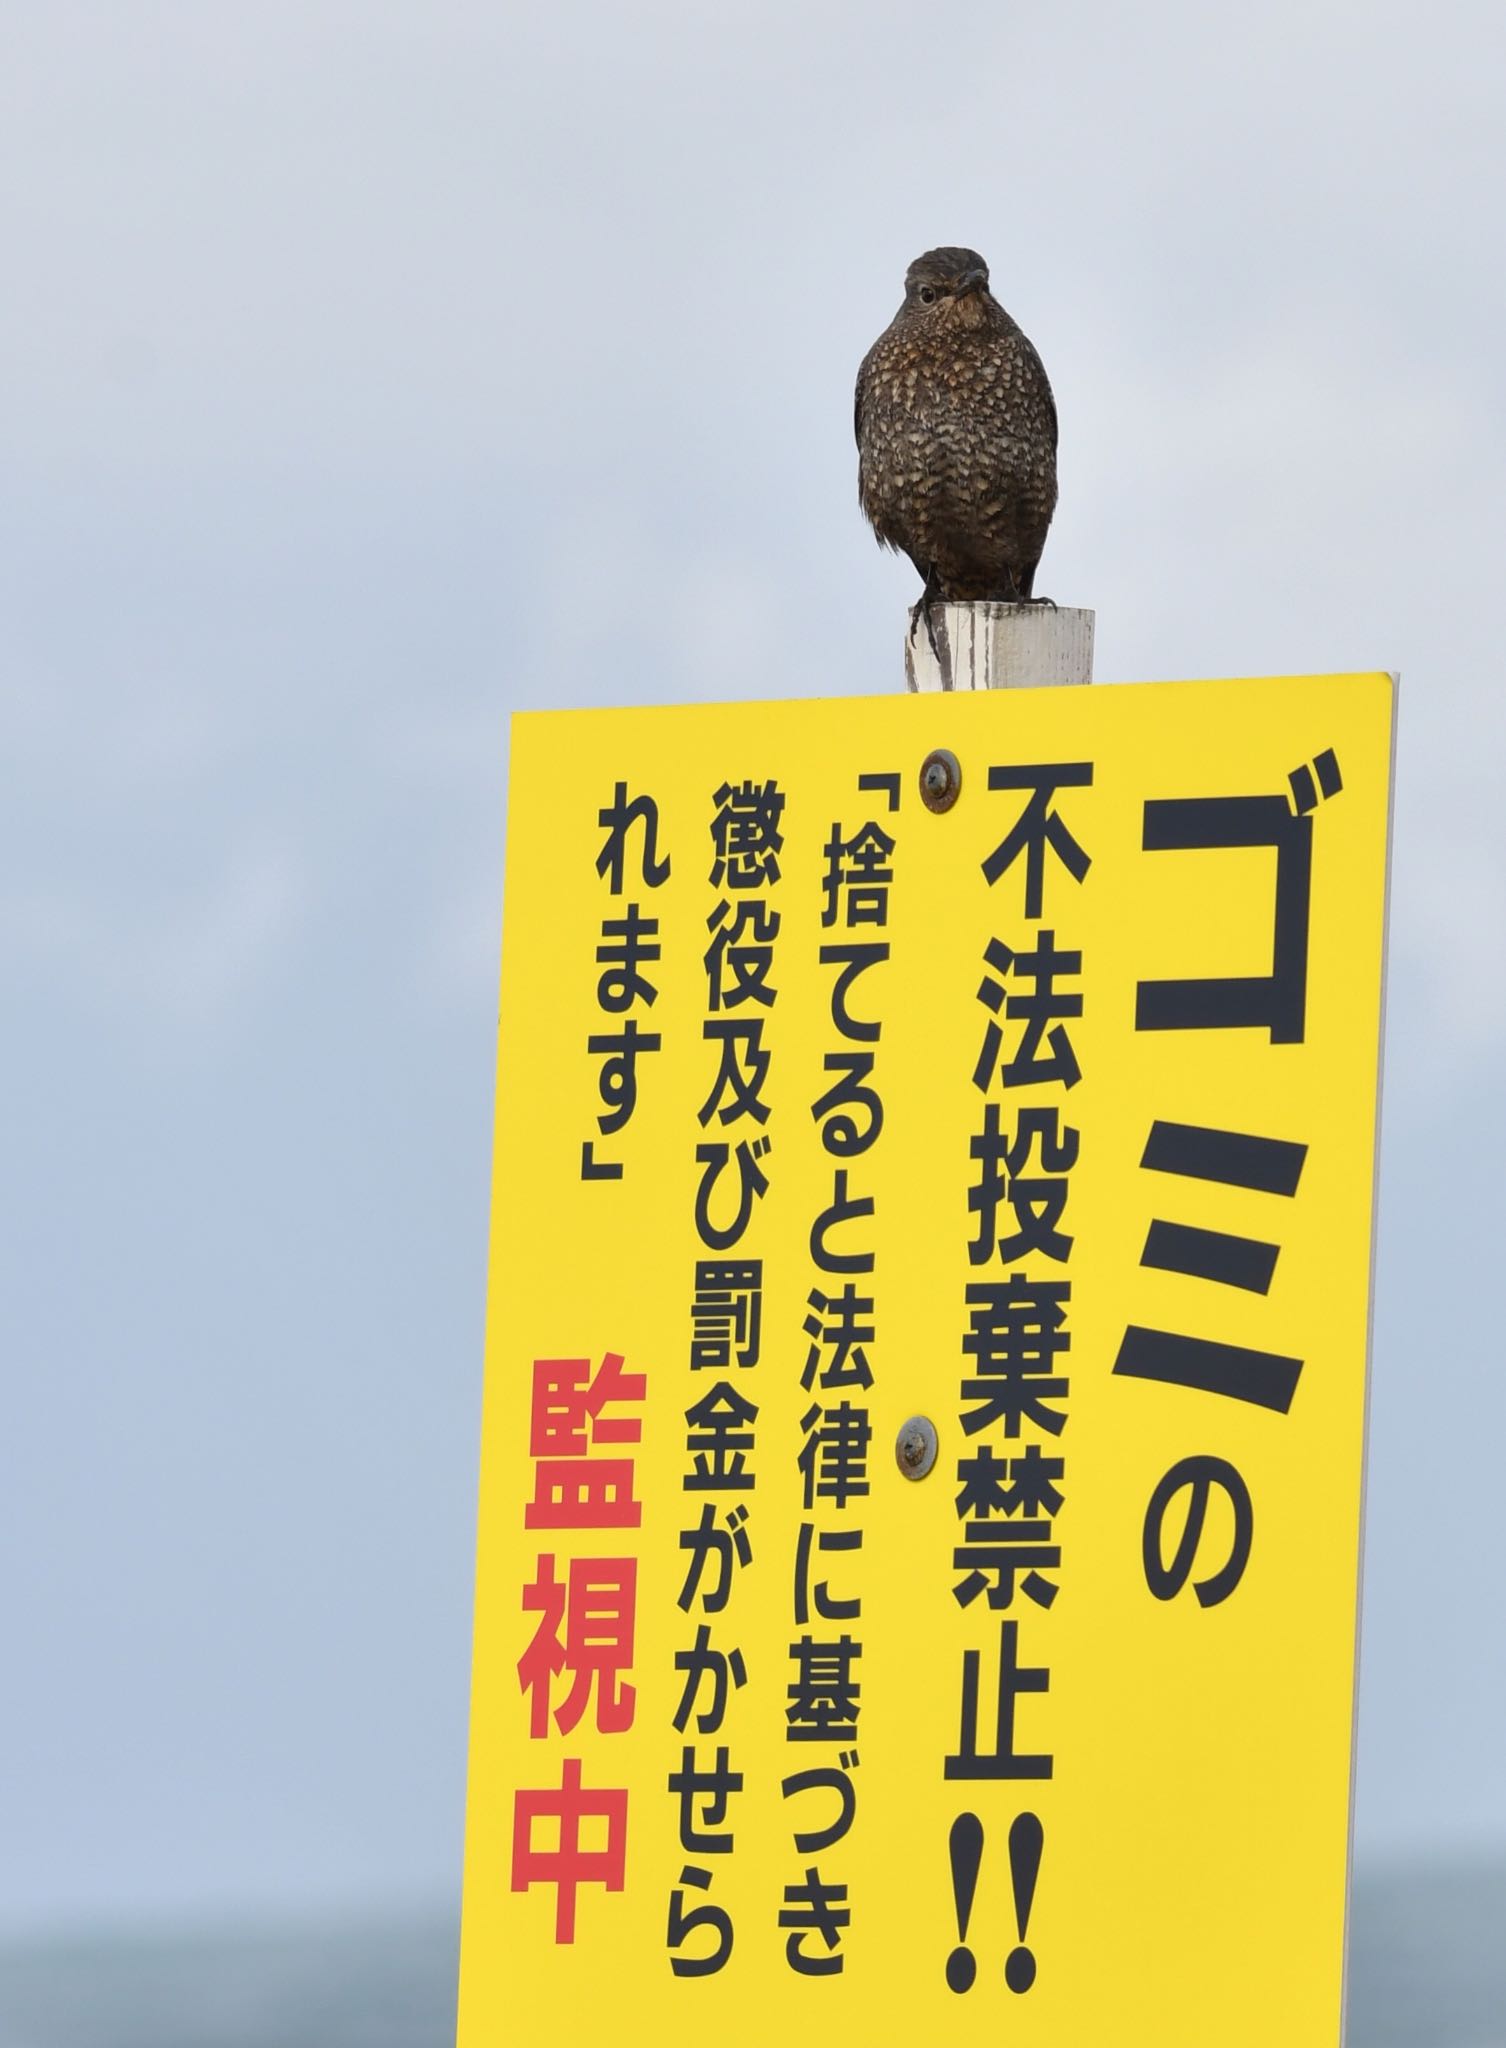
855,246,1058,640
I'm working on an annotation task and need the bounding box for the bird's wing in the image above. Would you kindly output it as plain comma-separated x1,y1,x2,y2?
1023,333,1058,455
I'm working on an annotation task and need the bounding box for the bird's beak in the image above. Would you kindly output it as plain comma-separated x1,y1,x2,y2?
956,268,987,298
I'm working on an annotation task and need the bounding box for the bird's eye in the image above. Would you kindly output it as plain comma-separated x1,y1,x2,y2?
918,285,937,305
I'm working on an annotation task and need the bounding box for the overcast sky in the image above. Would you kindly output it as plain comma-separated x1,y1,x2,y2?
3,0,1505,1934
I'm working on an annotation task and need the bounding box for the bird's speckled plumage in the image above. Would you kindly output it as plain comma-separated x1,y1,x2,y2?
855,246,1058,606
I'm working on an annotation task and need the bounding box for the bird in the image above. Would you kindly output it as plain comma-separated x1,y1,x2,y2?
855,247,1058,647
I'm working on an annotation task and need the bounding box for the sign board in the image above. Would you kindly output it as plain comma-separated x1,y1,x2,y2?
457,673,1393,2046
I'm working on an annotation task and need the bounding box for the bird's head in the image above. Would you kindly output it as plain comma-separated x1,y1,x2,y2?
900,247,995,330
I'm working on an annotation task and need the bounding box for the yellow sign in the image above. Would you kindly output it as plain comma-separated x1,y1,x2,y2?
458,673,1393,2047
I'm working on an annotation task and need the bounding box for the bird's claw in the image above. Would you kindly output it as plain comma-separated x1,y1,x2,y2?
909,595,943,664
910,570,944,664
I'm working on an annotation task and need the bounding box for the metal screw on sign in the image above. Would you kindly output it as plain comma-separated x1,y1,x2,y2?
895,1415,939,1480
920,748,961,813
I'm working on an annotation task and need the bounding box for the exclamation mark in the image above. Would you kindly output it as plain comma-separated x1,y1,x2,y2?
945,1812,983,1992
1005,1811,1044,1992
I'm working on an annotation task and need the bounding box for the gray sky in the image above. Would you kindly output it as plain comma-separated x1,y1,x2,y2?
3,0,1505,1933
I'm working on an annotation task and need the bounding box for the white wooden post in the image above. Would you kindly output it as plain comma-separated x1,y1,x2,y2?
905,602,1095,692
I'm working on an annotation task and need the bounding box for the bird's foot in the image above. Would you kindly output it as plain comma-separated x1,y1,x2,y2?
909,571,944,662
1021,594,1057,610
908,594,944,663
